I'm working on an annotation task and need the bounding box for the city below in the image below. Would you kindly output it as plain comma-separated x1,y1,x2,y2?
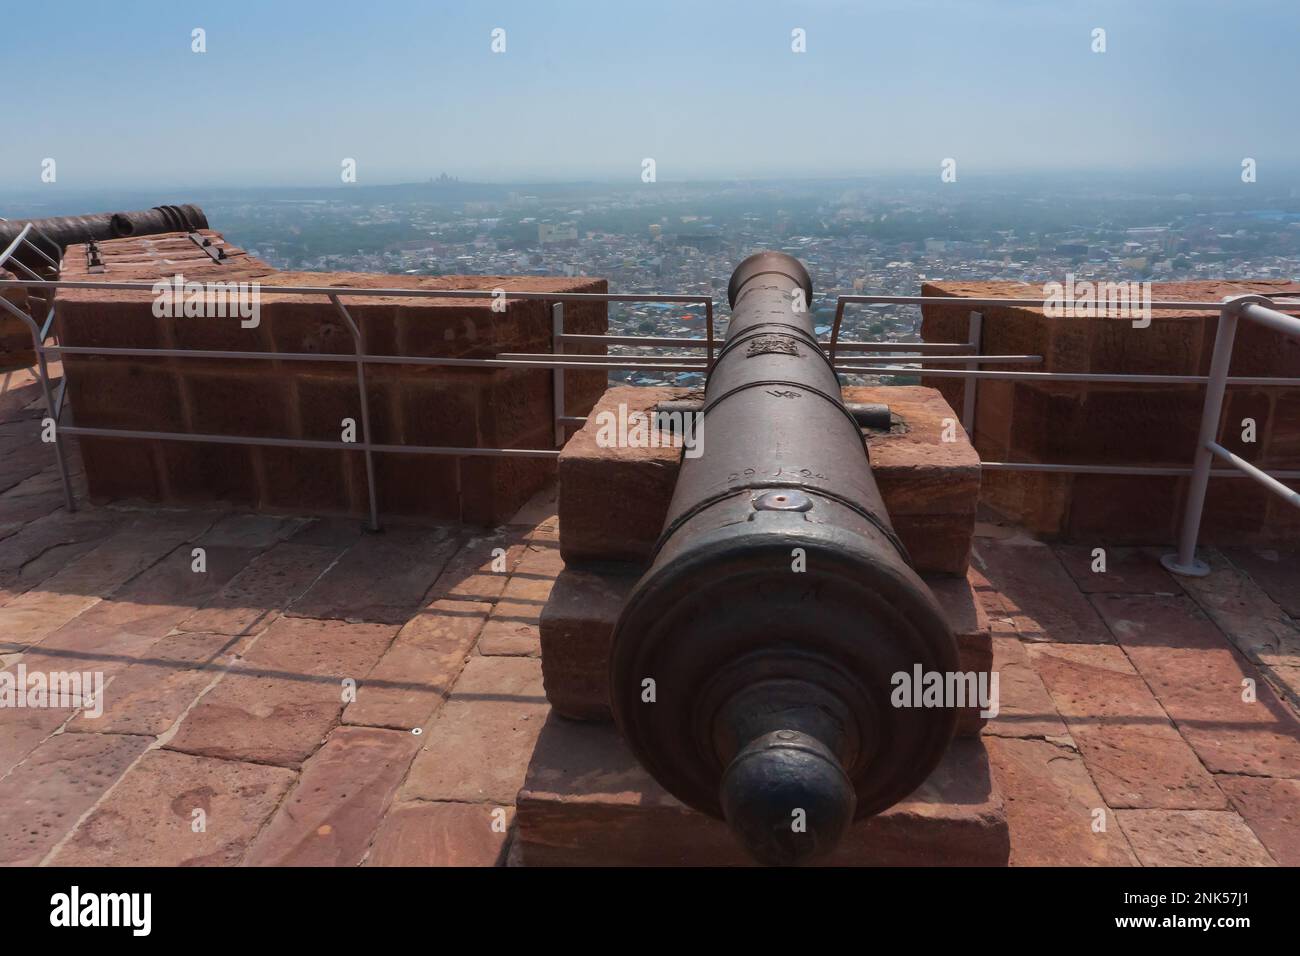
7,173,1297,387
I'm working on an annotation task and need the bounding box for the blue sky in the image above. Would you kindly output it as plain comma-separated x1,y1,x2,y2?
3,0,1297,188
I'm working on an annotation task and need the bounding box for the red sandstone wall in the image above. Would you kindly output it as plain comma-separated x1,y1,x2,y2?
55,231,607,525
1,273,37,370
920,280,1300,545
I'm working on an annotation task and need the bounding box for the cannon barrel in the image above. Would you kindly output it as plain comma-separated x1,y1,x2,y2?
609,251,959,865
0,204,209,269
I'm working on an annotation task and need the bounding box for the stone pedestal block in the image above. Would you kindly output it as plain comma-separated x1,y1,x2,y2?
514,715,1009,866
558,384,980,574
539,564,993,736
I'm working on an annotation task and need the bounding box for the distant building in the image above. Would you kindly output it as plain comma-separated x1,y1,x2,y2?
539,222,578,245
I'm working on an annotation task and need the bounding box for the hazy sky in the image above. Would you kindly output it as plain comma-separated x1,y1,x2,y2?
3,0,1298,189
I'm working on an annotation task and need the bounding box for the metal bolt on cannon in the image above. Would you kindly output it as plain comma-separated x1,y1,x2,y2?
609,252,960,865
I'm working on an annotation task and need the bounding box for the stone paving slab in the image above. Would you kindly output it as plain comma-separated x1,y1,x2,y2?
426,528,530,604
398,655,549,805
1028,642,1227,810
242,726,421,867
0,510,122,604
0,514,220,649
286,525,462,624
178,541,341,637
474,537,561,658
1178,549,1300,671
1115,809,1276,866
50,749,297,866
0,731,152,865
985,636,1071,740
1094,592,1300,779
1222,547,1300,618
164,616,399,768
364,801,514,866
1053,544,1179,594
342,598,490,731
971,539,1112,643
985,735,1140,866
65,630,233,735
0,705,71,779
1218,775,1300,866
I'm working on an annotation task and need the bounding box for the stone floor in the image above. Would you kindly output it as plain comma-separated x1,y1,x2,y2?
1,367,1297,866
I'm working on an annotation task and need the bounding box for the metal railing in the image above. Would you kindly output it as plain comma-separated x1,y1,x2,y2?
0,263,721,530
1161,295,1300,576
829,292,1300,577
1,248,1297,571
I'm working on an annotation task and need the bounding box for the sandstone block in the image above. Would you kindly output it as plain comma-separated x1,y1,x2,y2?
1115,809,1275,866
0,731,152,866
342,597,491,731
1027,642,1226,810
365,801,514,867
1218,776,1300,866
51,749,296,866
540,565,993,735
397,655,549,805
558,384,978,573
286,525,460,624
1094,591,1300,778
242,726,421,866
514,714,1008,866
985,735,1138,866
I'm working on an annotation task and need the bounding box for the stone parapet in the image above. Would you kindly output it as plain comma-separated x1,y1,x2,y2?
920,280,1300,544
54,232,608,524
0,278,35,371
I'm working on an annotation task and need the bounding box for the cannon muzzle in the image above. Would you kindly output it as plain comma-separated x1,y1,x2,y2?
609,252,959,865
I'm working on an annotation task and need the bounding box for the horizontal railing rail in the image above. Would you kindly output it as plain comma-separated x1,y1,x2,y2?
0,271,721,529
0,266,1296,559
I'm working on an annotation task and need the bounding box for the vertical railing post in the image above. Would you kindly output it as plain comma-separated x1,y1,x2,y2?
828,298,846,365
1161,302,1240,577
328,294,381,532
962,310,983,437
0,287,75,513
33,328,76,513
552,302,566,448
704,297,715,371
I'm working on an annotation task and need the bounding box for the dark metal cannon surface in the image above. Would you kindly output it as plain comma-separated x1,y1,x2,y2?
0,204,209,271
609,251,959,865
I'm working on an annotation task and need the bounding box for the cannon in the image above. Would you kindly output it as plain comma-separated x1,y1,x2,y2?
608,252,960,865
0,204,209,271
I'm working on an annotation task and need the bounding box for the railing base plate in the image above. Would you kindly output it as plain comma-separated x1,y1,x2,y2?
1159,553,1211,578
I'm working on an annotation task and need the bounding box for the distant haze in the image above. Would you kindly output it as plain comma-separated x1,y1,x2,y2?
3,0,1299,191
